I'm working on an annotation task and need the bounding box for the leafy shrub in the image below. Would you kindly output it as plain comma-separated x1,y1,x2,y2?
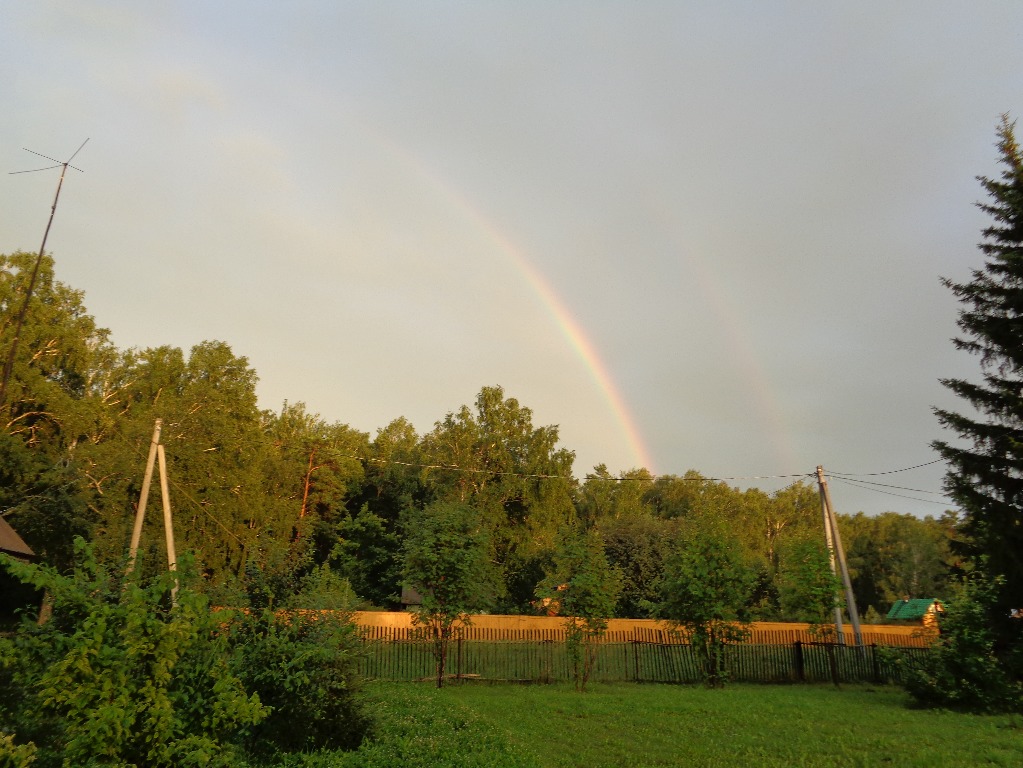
229,604,373,756
401,501,497,687
0,540,266,768
893,572,1022,713
536,529,621,691
0,731,37,768
227,566,371,756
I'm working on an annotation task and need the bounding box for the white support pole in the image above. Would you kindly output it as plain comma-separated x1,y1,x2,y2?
127,419,162,574
157,443,178,604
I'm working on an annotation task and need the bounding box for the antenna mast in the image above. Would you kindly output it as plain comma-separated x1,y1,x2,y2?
0,139,89,409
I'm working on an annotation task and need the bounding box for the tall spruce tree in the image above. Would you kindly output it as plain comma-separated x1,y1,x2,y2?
933,115,1023,669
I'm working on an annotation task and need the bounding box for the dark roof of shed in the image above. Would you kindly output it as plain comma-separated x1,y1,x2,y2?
886,598,942,621
0,516,35,560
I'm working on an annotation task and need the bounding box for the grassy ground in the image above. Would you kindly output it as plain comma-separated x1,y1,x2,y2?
273,682,1022,768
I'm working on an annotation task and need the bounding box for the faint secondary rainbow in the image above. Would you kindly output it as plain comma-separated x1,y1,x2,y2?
653,206,800,475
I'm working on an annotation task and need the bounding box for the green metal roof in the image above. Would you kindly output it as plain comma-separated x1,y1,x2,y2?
886,598,942,620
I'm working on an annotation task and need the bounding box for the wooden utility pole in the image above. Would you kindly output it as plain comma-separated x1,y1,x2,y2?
126,418,178,601
818,470,845,642
816,465,863,646
127,420,162,573
157,443,178,602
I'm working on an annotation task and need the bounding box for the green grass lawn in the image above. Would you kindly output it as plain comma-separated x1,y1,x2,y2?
274,682,1022,768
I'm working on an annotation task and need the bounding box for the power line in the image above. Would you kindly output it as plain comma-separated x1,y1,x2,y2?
830,476,956,507
826,458,944,477
350,453,815,484
827,476,950,497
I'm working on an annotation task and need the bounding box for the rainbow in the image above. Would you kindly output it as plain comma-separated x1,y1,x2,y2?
459,218,657,474
363,133,656,473
358,125,796,478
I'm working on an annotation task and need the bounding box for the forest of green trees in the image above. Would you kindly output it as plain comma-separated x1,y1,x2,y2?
0,249,956,623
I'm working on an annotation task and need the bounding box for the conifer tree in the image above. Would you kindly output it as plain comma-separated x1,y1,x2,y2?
933,115,1023,670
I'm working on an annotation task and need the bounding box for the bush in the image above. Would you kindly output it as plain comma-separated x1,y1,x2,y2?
893,572,1022,713
228,563,372,756
229,605,372,755
0,732,37,768
0,540,265,768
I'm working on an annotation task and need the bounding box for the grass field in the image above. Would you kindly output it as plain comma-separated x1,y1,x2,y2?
272,682,1022,768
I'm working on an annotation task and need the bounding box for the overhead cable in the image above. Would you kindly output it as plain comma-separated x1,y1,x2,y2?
826,458,944,477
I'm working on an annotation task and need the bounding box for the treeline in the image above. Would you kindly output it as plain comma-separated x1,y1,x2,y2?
1,250,955,620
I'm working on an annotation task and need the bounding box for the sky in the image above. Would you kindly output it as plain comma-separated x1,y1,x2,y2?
2,1,1021,517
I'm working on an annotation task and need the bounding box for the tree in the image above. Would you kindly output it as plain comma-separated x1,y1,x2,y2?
577,465,653,525
895,572,1022,712
418,386,576,611
777,537,846,686
643,471,738,521
841,511,954,617
0,252,115,570
597,513,671,618
83,341,281,586
331,505,401,607
778,537,842,635
537,529,621,690
400,501,496,687
655,527,755,687
933,115,1023,679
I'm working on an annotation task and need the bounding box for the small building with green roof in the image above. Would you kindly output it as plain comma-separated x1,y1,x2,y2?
886,598,944,628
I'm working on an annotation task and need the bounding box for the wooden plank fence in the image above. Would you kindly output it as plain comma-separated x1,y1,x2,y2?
356,621,932,648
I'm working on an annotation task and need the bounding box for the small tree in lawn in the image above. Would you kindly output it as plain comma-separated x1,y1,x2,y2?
401,501,495,687
779,537,842,639
779,537,844,685
656,527,755,687
537,529,621,691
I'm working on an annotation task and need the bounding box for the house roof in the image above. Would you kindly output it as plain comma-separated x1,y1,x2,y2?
0,516,35,560
886,598,942,621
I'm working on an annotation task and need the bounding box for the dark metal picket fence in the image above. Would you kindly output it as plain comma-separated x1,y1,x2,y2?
358,635,928,685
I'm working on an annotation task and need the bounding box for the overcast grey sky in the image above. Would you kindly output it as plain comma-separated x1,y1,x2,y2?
2,2,1021,516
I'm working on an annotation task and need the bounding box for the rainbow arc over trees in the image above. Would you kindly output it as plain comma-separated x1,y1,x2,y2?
472,221,656,474
376,142,655,472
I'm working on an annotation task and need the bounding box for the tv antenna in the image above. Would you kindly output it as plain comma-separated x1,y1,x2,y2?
0,138,89,409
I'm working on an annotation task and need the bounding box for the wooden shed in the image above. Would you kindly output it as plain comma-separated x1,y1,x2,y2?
886,598,944,630
0,516,35,562
0,517,39,628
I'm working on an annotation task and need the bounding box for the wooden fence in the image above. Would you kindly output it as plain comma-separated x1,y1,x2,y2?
357,630,930,685
358,637,927,685
356,618,932,648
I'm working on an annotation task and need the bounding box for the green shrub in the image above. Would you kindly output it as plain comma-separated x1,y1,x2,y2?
893,572,1022,713
0,540,266,768
230,606,372,756
655,527,755,688
0,732,37,768
537,529,621,691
